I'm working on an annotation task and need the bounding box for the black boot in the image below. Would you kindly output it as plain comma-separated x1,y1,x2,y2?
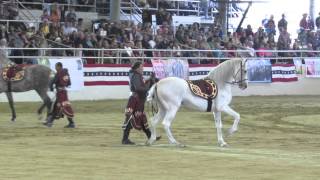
65,118,75,128
43,115,54,127
122,123,135,145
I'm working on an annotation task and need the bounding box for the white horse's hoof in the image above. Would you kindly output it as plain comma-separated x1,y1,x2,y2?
145,140,154,146
218,142,228,147
146,137,156,146
227,128,238,137
176,143,186,148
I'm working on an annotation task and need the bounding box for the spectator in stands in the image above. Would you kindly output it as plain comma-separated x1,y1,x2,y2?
315,12,320,30
76,18,84,31
261,14,269,28
245,40,255,57
0,25,9,41
77,0,94,11
63,22,77,35
9,30,25,64
66,7,77,26
291,40,301,57
200,0,209,19
0,38,8,57
245,24,254,37
277,28,291,57
7,0,19,20
277,14,288,32
50,3,61,26
39,19,50,38
41,9,50,22
306,30,317,49
24,37,39,64
0,2,6,20
51,37,65,56
265,15,276,36
156,7,168,25
299,13,308,30
307,16,314,30
305,43,316,57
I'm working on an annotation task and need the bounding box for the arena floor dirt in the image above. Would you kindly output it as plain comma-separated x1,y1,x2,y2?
0,95,319,180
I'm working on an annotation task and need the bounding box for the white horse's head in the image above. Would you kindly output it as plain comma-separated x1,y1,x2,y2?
233,59,248,90
206,58,248,90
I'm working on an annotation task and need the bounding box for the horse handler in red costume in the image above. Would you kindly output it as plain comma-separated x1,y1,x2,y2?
121,61,161,145
44,62,75,128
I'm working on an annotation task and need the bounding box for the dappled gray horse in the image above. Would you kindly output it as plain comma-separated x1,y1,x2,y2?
0,50,52,121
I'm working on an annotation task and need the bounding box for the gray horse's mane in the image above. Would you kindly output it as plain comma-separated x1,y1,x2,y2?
205,58,243,82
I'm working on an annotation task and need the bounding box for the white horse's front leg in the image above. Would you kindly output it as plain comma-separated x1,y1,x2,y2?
213,111,227,147
222,105,240,136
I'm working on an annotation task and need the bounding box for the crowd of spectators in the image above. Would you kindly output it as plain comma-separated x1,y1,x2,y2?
1,0,320,65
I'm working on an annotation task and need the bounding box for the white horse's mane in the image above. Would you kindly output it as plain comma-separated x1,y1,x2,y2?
205,58,243,82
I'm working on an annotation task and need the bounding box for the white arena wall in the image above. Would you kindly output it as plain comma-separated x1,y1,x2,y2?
0,75,319,102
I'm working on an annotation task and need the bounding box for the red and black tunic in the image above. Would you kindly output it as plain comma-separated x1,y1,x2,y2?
124,70,149,130
51,68,74,119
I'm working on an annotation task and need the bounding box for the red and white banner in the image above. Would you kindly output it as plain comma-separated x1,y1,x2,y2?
83,63,298,86
83,64,154,86
271,64,298,82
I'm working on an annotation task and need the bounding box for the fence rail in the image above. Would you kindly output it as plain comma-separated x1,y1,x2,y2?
1,47,319,64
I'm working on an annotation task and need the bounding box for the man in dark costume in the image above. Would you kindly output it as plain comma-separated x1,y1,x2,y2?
122,61,160,145
44,62,75,128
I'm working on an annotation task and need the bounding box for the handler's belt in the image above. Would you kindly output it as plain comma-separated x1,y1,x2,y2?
57,87,67,91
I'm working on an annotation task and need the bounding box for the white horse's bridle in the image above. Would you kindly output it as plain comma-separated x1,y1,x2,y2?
226,60,248,85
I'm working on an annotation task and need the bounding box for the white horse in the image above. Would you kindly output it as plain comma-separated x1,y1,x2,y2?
146,58,248,147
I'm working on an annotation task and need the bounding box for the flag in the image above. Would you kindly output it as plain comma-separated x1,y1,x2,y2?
272,64,298,82
83,64,153,86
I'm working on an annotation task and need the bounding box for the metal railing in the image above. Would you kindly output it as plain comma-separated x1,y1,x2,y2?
1,47,319,65
5,0,97,12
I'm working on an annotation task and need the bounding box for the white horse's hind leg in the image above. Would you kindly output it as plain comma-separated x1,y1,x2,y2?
213,111,227,147
147,110,164,145
162,107,179,145
222,106,240,136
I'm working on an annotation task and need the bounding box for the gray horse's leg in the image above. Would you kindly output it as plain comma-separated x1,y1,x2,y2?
5,92,16,122
37,103,46,115
36,89,52,118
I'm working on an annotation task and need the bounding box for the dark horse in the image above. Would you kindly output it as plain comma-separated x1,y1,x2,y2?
0,50,52,121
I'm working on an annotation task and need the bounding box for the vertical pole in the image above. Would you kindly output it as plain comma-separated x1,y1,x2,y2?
309,0,315,22
217,0,227,37
110,0,120,22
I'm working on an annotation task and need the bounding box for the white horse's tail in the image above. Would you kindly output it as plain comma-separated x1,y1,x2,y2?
147,84,157,102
